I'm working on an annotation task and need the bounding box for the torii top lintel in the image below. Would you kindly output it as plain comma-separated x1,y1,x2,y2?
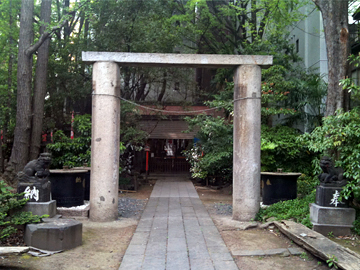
82,52,273,68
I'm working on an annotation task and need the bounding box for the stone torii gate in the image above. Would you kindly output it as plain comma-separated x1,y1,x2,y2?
82,52,273,222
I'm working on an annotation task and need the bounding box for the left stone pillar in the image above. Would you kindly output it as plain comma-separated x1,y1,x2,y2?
90,62,120,222
232,65,261,221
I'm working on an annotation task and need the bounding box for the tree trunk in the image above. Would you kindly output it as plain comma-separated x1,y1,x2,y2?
314,0,350,116
158,72,167,102
29,0,52,160
64,0,71,38
122,68,132,99
251,0,257,43
0,132,3,174
7,0,34,176
1,0,15,173
135,75,147,101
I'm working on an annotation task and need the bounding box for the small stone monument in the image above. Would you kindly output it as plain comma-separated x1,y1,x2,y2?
310,156,356,236
17,153,56,217
18,153,83,251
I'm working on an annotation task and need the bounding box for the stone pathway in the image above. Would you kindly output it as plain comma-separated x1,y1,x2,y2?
118,176,238,270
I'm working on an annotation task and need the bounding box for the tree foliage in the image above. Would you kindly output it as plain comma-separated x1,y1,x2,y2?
185,114,233,182
299,108,360,200
87,0,193,102
299,53,360,201
46,100,148,169
1,0,91,186
0,0,338,191
184,61,322,181
47,114,92,168
171,0,309,54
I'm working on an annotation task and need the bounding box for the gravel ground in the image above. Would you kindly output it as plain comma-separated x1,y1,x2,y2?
213,202,233,216
118,197,148,218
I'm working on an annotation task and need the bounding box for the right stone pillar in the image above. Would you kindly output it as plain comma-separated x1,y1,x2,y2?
233,65,262,221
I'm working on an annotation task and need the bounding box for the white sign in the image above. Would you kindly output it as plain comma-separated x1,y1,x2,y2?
24,186,39,202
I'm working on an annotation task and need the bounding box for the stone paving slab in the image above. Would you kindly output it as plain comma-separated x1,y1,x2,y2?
189,258,215,270
264,248,289,256
166,251,190,270
232,249,266,256
124,244,147,255
232,247,304,257
288,247,305,255
213,260,239,270
118,176,238,270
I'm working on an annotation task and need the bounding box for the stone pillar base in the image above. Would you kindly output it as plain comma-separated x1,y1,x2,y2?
23,200,57,218
25,218,82,251
316,185,348,207
310,203,355,236
17,180,51,202
312,223,352,236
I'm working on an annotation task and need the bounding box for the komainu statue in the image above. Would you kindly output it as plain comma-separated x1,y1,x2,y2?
17,153,52,202
22,152,51,179
318,156,347,187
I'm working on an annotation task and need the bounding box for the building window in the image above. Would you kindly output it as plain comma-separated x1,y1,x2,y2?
174,82,180,91
296,39,299,53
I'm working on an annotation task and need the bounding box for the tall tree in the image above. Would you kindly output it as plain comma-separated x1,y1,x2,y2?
314,0,350,116
29,0,52,161
4,0,85,185
7,0,34,179
45,0,92,131
0,0,20,173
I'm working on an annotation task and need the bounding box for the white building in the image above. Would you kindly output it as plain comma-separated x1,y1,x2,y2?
288,3,328,80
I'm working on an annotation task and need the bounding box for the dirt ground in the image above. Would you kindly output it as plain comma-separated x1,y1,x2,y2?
0,179,333,270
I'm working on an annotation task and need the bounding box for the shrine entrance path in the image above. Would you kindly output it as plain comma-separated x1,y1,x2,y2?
118,175,238,270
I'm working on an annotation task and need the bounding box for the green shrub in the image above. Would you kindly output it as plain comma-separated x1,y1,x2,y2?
352,208,360,235
184,120,313,182
47,131,91,168
297,175,319,198
261,125,315,174
184,115,233,183
299,108,360,200
47,111,146,169
256,191,316,228
0,180,45,242
47,115,92,168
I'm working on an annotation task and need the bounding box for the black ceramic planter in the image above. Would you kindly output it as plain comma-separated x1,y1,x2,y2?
73,167,91,200
49,169,87,207
261,172,301,205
